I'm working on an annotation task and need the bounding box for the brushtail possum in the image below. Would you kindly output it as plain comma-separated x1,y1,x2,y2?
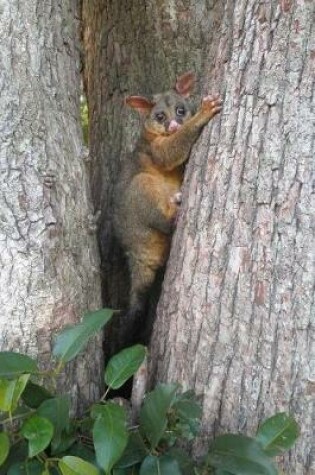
114,71,222,320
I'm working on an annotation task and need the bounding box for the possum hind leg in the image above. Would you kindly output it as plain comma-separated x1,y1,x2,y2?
125,231,169,343
123,255,159,345
129,255,158,312
129,228,170,310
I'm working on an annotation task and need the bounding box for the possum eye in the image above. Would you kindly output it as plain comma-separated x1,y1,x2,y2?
176,106,186,116
155,112,165,123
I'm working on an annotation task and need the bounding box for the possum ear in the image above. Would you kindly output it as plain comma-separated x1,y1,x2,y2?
175,71,196,97
125,96,155,115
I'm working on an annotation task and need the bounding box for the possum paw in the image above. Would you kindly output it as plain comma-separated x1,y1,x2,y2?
170,191,182,206
201,94,222,117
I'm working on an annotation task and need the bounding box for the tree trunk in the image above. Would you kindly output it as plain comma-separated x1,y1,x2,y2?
83,0,314,471
0,0,103,411
149,2,315,473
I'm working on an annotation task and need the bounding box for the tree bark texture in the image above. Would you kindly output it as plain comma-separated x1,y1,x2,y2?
83,0,314,471
149,2,314,473
0,0,103,410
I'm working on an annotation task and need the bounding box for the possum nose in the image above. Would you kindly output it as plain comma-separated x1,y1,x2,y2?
168,120,180,133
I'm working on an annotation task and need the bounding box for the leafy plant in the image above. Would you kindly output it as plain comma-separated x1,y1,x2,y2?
0,308,299,474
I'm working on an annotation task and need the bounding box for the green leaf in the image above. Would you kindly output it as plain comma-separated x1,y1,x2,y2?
139,383,178,449
215,471,233,475
115,431,148,468
113,468,140,475
0,374,30,412
7,460,44,475
37,396,70,454
256,413,299,457
20,415,54,457
0,433,9,466
171,392,202,440
91,404,104,419
0,440,28,475
0,380,16,413
51,430,76,455
167,448,195,475
93,403,128,474
59,456,100,475
139,455,182,475
68,443,96,463
22,382,53,409
53,308,114,363
0,353,38,378
105,345,146,390
207,434,277,475
11,375,30,411
173,392,202,421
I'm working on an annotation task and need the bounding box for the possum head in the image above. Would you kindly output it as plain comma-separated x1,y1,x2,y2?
125,71,196,136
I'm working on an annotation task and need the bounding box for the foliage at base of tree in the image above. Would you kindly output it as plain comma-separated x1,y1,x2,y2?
0,309,299,474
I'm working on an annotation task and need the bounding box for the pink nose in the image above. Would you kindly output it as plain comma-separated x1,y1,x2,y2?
168,120,180,133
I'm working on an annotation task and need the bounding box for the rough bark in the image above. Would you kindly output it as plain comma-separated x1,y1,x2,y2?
83,0,314,471
149,1,315,473
0,0,103,411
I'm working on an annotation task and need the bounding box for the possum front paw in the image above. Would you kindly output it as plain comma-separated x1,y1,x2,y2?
170,191,182,206
201,94,222,118
169,191,182,226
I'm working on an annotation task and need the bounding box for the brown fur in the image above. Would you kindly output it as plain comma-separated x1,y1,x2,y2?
114,72,222,314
